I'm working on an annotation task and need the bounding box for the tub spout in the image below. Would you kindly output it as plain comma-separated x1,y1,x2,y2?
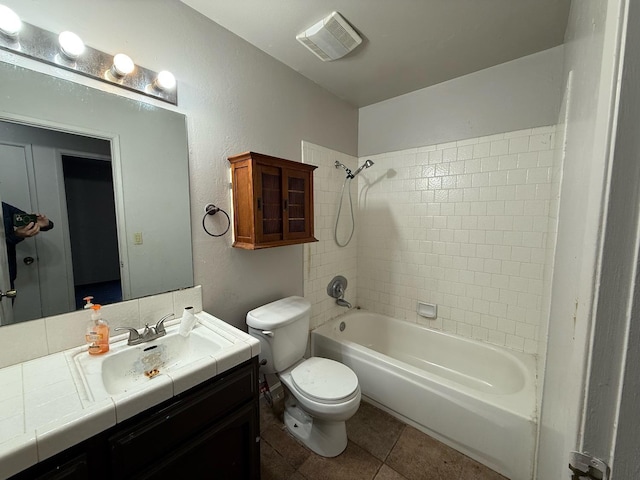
336,298,352,309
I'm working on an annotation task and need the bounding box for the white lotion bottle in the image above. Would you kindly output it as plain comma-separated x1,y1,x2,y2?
179,306,196,337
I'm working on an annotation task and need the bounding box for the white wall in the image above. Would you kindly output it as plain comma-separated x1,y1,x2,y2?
536,75,568,408
536,0,624,478
359,46,564,157
604,2,640,472
0,0,358,332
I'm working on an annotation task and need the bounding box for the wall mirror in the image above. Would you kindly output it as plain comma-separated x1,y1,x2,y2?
0,61,193,325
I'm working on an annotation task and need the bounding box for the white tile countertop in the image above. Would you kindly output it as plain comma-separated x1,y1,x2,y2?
0,311,260,479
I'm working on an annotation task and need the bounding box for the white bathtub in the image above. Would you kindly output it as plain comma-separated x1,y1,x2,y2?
311,310,537,480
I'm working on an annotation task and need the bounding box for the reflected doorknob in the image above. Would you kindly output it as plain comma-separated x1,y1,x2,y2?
23,256,34,265
0,289,16,301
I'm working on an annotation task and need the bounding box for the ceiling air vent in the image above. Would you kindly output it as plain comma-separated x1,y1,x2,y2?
296,11,362,61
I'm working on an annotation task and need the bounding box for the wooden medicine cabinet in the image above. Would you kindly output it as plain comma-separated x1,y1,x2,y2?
228,151,318,249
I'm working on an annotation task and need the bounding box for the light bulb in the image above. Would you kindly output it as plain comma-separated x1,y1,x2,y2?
58,31,85,59
0,5,21,38
154,70,176,91
111,53,134,77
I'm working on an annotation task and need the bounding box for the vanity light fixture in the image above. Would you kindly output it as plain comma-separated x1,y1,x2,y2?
58,31,85,59
0,4,177,104
154,70,176,91
0,4,21,38
111,53,135,77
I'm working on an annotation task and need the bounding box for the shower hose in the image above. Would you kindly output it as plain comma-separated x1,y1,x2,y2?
334,176,355,247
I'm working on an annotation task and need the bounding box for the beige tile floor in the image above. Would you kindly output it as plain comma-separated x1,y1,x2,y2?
260,398,508,480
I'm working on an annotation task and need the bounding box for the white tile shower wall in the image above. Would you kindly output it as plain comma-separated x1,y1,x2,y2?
302,142,358,329
357,127,558,354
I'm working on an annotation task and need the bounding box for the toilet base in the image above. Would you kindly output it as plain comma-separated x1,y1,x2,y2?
283,398,348,457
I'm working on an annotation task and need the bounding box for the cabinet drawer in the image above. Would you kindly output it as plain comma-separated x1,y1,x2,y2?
109,361,256,478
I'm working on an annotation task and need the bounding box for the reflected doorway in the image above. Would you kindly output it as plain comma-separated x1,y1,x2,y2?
62,155,122,309
0,120,116,324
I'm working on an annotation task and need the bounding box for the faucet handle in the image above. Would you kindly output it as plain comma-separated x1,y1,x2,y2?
114,327,141,344
155,313,175,335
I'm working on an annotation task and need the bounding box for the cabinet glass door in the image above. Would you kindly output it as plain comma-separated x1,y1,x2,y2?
257,165,283,242
284,170,311,239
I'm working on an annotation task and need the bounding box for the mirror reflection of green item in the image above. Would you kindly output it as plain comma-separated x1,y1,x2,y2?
12,213,37,227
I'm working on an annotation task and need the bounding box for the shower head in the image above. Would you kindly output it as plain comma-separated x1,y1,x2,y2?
351,159,374,178
335,159,374,179
335,160,353,178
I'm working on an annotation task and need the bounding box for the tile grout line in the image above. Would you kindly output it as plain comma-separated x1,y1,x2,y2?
384,423,407,462
377,423,408,479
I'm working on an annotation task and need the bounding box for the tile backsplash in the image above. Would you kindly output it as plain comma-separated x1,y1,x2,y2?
0,285,202,369
356,127,558,354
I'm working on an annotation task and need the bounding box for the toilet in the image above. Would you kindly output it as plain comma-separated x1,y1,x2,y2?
246,296,361,457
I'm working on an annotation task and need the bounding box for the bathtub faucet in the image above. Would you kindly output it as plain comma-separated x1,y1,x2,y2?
334,284,352,308
327,275,353,308
336,298,352,309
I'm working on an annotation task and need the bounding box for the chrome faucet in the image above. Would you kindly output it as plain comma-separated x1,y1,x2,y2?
336,298,352,309
327,275,353,309
334,285,352,308
114,313,175,346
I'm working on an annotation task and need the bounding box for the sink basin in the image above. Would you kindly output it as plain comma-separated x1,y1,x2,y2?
71,320,233,398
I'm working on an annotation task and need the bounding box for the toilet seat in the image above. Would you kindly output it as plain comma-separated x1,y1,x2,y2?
290,357,359,405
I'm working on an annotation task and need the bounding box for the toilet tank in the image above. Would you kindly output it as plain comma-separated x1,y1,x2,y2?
246,296,311,374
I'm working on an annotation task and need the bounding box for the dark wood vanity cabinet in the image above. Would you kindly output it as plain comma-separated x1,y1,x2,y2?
10,359,260,480
229,151,318,249
17,453,90,479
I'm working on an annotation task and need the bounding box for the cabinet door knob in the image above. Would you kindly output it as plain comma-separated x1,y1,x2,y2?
283,199,288,210
257,198,262,210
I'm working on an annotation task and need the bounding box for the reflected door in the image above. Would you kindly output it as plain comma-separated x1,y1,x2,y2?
0,143,43,322
0,189,13,326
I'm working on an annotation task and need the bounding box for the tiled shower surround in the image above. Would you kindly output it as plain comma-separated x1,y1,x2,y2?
304,126,559,355
357,127,558,354
303,141,358,329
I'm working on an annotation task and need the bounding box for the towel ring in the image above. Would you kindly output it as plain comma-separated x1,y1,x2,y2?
202,204,231,237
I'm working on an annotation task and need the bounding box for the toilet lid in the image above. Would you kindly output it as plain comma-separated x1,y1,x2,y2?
291,357,359,403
